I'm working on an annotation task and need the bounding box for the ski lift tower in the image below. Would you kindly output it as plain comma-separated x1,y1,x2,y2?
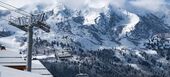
8,13,50,72
0,1,52,72
76,61,89,77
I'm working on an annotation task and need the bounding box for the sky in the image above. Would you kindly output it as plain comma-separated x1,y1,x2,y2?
0,0,169,12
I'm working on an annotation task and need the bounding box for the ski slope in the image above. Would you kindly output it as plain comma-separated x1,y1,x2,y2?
0,32,23,52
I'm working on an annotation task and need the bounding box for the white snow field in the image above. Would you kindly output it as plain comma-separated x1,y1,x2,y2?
0,65,45,77
120,11,140,37
0,35,20,52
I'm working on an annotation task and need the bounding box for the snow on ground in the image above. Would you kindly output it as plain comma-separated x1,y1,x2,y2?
120,11,140,37
164,13,170,27
157,58,169,64
0,35,20,52
34,54,55,59
144,49,157,55
129,63,140,70
119,38,136,48
135,50,145,59
0,65,44,77
83,11,100,25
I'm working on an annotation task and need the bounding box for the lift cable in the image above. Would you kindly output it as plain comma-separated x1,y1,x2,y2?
0,1,30,22
0,1,31,16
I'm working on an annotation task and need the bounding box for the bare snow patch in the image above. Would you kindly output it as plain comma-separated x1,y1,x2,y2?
0,35,21,52
129,63,140,70
120,11,140,37
144,50,157,55
135,50,145,59
157,58,169,64
83,11,99,25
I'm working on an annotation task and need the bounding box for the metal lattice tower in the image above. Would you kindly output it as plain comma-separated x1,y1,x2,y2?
9,13,51,72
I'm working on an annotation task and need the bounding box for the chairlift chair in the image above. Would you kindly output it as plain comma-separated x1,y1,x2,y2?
76,61,89,77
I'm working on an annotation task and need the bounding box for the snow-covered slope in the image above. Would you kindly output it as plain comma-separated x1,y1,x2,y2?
0,31,24,52
0,0,169,50
1,1,170,77
120,11,140,37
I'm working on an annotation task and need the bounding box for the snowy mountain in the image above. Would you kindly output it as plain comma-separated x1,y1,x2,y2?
1,0,170,77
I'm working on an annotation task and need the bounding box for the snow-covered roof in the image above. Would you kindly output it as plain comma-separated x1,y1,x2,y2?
0,50,26,66
0,65,45,77
0,50,53,77
32,60,53,77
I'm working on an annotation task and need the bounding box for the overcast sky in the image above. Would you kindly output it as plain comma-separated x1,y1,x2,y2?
0,0,169,12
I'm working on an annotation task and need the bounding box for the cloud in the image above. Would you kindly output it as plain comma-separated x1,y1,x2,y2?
129,0,166,12
109,0,126,8
59,0,110,10
0,0,56,11
59,0,166,12
59,0,87,10
88,0,109,9
60,0,126,10
0,0,167,13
